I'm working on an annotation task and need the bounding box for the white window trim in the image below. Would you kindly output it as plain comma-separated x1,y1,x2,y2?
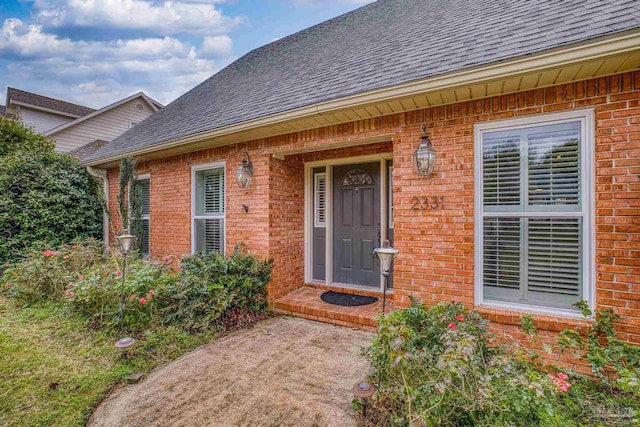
473,109,595,318
191,161,226,255
389,165,394,229
314,172,326,228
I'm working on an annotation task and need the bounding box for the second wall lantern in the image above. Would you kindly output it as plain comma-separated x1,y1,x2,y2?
236,152,253,189
414,124,437,176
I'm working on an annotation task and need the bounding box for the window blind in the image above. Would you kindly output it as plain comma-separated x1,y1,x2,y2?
314,173,326,227
194,166,225,254
483,217,521,291
483,135,520,207
204,170,224,214
137,178,150,256
528,218,581,296
528,127,580,207
479,119,585,311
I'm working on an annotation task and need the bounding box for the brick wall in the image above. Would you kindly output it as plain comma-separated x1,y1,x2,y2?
106,71,640,351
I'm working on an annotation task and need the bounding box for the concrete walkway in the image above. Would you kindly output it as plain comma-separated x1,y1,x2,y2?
89,316,374,427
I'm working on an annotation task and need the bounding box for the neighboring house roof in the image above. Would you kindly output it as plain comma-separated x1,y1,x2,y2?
68,139,109,161
85,0,640,163
44,92,162,137
7,87,95,118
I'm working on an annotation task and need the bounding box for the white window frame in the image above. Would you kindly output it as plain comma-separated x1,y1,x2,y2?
473,109,594,318
314,172,327,228
389,165,394,229
191,161,226,255
136,174,150,256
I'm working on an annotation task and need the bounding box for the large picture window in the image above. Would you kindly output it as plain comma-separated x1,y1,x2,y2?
192,163,225,254
475,111,592,314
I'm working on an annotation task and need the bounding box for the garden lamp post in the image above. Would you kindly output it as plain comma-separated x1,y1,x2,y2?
374,240,399,392
116,232,136,358
374,240,399,318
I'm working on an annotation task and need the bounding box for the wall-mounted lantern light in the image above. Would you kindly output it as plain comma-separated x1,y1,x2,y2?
413,124,437,176
236,152,253,189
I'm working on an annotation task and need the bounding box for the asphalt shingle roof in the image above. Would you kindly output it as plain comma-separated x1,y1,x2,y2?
7,88,95,117
86,0,640,162
68,139,109,161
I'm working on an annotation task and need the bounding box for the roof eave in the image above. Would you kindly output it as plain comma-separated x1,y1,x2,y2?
9,100,82,119
82,28,640,168
46,92,159,136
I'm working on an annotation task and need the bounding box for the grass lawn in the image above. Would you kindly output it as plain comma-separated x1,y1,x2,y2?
0,298,213,427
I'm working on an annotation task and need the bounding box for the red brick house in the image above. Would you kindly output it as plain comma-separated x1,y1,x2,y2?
82,0,640,368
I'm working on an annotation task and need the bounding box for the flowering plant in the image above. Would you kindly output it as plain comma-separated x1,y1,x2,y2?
66,257,174,329
363,300,568,426
1,239,107,302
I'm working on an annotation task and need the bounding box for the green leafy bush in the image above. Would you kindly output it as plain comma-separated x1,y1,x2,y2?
361,300,640,427
65,256,175,329
2,240,107,302
0,117,102,263
159,246,272,332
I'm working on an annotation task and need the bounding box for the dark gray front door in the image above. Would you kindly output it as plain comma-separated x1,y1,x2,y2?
333,162,380,286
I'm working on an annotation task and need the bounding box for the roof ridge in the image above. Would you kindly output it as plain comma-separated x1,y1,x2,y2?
7,87,96,112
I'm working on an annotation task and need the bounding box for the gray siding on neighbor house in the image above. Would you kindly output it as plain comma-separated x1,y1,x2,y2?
19,107,74,134
50,99,156,153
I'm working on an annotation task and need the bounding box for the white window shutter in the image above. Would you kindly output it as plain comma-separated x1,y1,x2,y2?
204,219,224,253
204,170,224,214
528,125,581,206
528,218,581,296
483,134,521,207
483,218,521,290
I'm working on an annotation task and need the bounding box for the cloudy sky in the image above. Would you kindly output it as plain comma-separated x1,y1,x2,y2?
0,0,373,108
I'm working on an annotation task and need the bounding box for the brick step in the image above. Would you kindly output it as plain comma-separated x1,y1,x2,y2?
304,282,394,300
273,286,393,331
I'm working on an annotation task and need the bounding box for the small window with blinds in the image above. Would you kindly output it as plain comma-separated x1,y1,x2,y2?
476,112,591,313
193,164,225,254
314,173,326,228
136,178,150,256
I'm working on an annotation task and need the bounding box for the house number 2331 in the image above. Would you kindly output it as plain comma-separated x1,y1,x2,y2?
411,196,445,210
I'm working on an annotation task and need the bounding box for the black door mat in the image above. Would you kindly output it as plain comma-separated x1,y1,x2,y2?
320,291,378,307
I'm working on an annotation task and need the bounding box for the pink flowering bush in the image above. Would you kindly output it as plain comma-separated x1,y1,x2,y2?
362,301,640,426
1,239,107,302
66,257,174,329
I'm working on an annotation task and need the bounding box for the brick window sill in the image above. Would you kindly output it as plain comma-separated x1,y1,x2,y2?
476,306,594,333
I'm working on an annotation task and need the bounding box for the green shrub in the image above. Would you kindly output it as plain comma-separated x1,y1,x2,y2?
159,246,272,332
0,118,103,263
0,116,53,156
362,300,640,427
66,257,175,329
2,240,107,302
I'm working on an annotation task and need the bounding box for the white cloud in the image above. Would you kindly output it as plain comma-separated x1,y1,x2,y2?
292,0,373,6
0,18,232,107
200,35,232,58
33,0,244,36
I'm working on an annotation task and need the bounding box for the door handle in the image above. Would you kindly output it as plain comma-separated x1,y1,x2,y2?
372,223,381,255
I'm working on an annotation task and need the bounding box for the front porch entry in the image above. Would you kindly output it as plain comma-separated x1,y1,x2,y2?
305,153,394,293
273,152,395,329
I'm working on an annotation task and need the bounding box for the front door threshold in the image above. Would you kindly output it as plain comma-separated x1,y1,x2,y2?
273,286,393,331
306,281,392,298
